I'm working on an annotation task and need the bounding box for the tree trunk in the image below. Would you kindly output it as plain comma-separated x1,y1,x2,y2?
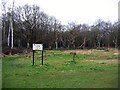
113,39,117,49
55,41,58,50
115,43,117,49
27,42,30,48
55,33,58,50
98,40,100,48
83,37,86,49
78,37,86,49
10,17,13,49
60,38,66,48
107,37,109,50
94,42,96,48
7,25,10,47
68,44,70,49
73,44,76,49
18,39,21,47
3,22,6,44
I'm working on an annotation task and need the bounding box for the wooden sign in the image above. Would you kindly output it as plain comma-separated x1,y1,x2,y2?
33,44,43,50
32,44,44,66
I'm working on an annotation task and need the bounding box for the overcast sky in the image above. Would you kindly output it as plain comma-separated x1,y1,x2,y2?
1,0,119,25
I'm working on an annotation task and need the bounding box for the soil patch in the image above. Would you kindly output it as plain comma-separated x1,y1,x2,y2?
64,50,92,55
84,59,119,64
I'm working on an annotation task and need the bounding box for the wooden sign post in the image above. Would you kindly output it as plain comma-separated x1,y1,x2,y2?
32,50,35,66
32,44,43,66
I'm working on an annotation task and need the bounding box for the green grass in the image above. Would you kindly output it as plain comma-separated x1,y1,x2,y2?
2,49,119,88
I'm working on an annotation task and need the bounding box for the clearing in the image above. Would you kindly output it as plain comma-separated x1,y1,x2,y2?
2,49,119,88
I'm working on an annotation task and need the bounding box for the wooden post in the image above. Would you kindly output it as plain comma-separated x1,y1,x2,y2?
32,50,34,66
73,54,75,61
42,50,43,65
70,52,76,62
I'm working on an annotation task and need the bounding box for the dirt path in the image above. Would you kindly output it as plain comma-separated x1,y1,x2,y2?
83,59,119,64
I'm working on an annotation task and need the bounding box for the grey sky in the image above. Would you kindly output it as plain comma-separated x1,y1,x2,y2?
1,0,119,25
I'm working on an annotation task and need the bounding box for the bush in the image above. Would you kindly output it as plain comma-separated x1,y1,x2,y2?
3,48,23,55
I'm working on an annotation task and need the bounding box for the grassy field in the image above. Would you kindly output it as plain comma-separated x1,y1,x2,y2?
2,49,119,88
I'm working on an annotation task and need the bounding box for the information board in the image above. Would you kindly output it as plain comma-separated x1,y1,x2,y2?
33,44,43,50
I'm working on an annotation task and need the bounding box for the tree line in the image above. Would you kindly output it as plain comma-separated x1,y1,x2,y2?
1,4,119,51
